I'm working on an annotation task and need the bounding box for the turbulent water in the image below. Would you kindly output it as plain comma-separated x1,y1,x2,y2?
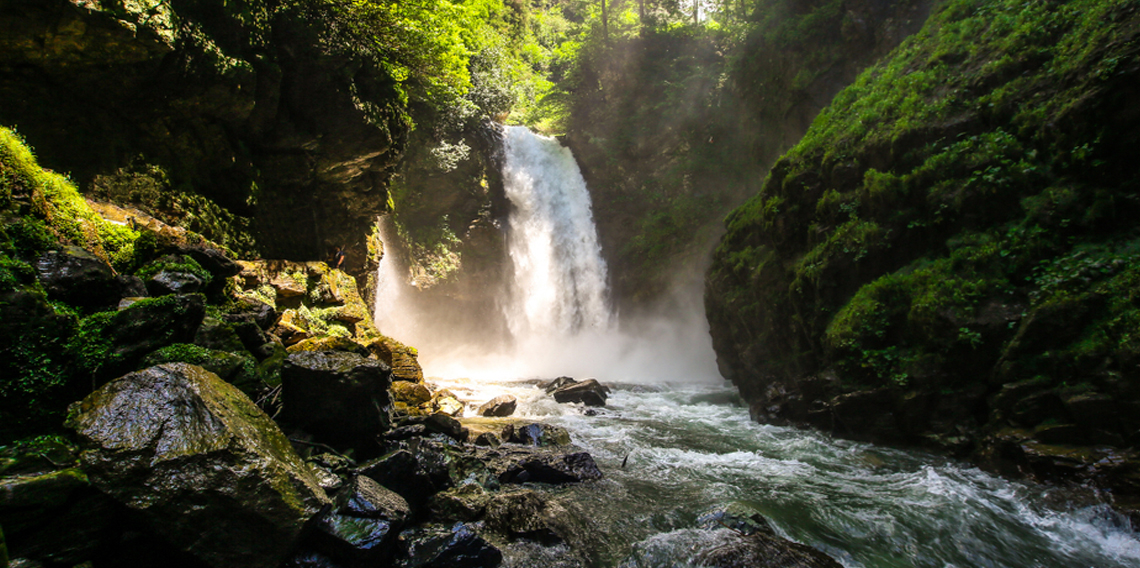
441,378,1140,568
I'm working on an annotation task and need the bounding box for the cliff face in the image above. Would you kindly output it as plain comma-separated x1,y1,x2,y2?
0,0,409,271
707,0,1140,513
563,0,931,311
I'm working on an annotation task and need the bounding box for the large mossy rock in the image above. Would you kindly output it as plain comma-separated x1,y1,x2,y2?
67,363,330,568
281,351,394,450
704,0,1140,502
311,475,411,567
72,293,206,383
0,468,119,566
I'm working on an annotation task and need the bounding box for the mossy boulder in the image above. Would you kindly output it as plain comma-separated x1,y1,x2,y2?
67,363,330,568
141,343,261,396
69,293,206,382
368,337,424,383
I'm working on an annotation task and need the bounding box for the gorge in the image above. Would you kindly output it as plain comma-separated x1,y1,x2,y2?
2,0,1140,566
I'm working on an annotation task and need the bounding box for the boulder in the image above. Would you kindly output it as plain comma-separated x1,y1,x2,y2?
431,390,465,417
114,274,147,298
694,531,843,568
288,336,371,357
395,523,502,568
473,433,501,448
501,423,571,447
76,293,207,382
140,344,258,394
542,377,577,394
34,246,119,308
357,448,451,509
368,338,424,383
225,314,272,355
0,468,119,566
428,483,490,523
181,246,241,279
551,379,608,407
193,315,247,353
697,502,775,536
312,476,410,566
145,270,204,296
234,296,277,330
483,489,584,546
478,446,603,485
477,396,517,417
67,363,330,568
281,351,394,449
392,381,433,406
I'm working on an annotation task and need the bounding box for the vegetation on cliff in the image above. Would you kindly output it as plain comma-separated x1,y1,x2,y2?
707,0,1140,509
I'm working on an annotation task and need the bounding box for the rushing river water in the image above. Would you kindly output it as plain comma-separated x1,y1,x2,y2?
436,377,1140,568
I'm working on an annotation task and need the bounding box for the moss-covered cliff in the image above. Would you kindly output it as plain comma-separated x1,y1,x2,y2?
0,0,413,270
707,0,1140,512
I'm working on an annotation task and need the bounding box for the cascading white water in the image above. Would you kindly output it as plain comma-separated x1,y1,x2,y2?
501,125,614,339
372,216,409,336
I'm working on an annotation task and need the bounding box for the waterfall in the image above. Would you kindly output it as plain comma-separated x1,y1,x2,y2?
373,126,717,382
500,125,614,340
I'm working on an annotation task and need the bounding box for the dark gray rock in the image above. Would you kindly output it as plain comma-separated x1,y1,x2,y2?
395,523,501,568
400,414,467,442
181,246,241,278
501,423,571,447
281,351,394,450
428,483,490,523
145,270,204,296
67,363,330,568
225,314,272,355
312,476,410,566
477,395,517,417
356,449,450,509
234,297,278,330
115,274,148,298
552,379,608,407
542,376,577,394
0,468,119,566
473,432,501,448
34,246,119,308
478,446,603,485
85,293,207,382
695,531,843,568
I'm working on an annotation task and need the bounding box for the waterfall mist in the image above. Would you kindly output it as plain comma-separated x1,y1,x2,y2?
374,126,720,384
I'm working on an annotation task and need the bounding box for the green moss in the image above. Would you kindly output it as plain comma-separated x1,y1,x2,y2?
136,254,212,284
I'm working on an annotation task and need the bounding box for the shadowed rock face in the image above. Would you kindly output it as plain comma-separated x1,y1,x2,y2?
67,363,330,568
0,0,408,268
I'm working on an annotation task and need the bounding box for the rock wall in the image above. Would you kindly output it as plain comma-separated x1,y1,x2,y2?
706,0,1140,516
0,0,408,270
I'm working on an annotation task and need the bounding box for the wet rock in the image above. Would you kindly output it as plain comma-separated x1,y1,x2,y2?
473,433,501,448
145,270,204,296
357,448,450,509
234,297,277,330
307,454,355,492
140,344,257,394
697,502,775,536
67,363,330,568
288,336,371,357
551,379,608,407
477,396,517,417
542,377,576,393
193,316,247,353
393,381,433,406
180,246,241,279
483,489,584,546
694,530,843,568
274,310,311,345
0,468,119,566
115,274,147,298
271,272,308,299
421,414,468,442
223,313,271,354
431,390,465,417
368,338,424,383
501,423,571,447
312,476,410,567
385,425,429,441
284,548,346,568
428,483,490,523
479,446,603,485
280,351,394,450
34,246,119,308
395,523,502,568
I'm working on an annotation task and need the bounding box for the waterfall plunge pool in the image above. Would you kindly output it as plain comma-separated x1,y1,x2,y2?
433,377,1140,568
